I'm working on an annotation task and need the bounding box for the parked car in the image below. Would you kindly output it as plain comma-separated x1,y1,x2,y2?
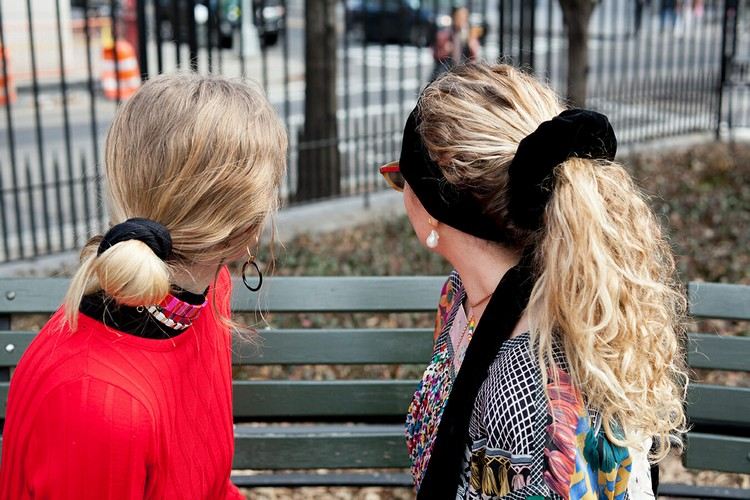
253,0,285,47
345,0,488,46
157,0,283,49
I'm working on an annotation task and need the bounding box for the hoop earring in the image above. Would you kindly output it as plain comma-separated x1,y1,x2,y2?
242,258,263,292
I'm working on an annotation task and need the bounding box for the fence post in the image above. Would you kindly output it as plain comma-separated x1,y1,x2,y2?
717,0,739,139
519,0,535,70
136,0,149,80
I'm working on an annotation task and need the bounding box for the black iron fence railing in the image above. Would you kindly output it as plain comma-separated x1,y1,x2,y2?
0,0,747,263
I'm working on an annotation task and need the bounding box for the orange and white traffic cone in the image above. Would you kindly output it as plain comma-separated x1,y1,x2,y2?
100,25,141,101
0,44,17,105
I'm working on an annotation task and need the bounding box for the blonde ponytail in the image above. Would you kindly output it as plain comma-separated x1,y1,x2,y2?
528,157,689,459
64,238,171,329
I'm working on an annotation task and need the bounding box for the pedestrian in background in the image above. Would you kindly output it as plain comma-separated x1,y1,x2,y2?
0,73,287,499
431,6,480,81
660,0,679,29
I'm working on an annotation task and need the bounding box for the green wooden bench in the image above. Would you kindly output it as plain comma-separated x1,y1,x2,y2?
0,277,748,498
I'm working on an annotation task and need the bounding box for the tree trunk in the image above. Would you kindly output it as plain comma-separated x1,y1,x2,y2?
296,0,340,202
559,0,598,107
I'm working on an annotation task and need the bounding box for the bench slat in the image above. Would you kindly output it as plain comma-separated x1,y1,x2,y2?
233,328,432,365
688,282,750,321
658,483,750,500
6,379,748,424
684,432,750,474
0,380,418,419
4,278,747,316
233,277,445,313
0,279,68,314
687,333,750,372
0,425,411,470
233,380,416,418
233,424,409,469
0,277,446,314
231,472,412,488
3,431,750,482
4,331,747,369
0,329,434,367
687,384,750,427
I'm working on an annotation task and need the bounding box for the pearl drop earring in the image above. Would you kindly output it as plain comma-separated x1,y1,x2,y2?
426,229,440,248
425,223,440,248
425,218,439,248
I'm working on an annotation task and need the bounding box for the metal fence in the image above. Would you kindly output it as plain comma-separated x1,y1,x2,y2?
0,0,748,263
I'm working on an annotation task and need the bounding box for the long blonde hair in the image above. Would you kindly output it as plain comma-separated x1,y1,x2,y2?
418,63,687,460
64,73,287,328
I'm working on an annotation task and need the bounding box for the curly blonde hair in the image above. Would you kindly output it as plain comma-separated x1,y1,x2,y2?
418,63,688,461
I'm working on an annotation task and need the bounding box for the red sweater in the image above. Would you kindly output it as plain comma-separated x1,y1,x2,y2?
0,268,244,500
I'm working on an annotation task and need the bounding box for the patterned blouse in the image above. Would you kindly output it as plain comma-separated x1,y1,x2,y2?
405,272,654,499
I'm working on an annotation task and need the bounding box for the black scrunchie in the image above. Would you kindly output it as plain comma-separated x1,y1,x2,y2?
97,218,173,261
508,108,617,230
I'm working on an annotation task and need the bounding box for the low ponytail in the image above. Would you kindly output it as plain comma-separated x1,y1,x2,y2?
528,157,689,460
63,224,172,330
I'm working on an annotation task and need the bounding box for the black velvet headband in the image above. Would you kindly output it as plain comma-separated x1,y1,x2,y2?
399,108,505,242
97,218,173,261
399,106,617,237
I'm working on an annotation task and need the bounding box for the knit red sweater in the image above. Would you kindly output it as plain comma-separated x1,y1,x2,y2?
0,267,244,500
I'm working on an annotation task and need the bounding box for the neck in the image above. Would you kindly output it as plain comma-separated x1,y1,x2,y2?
171,264,218,295
442,229,528,335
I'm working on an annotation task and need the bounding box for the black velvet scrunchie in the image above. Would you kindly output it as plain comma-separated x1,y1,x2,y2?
97,218,173,261
507,108,617,231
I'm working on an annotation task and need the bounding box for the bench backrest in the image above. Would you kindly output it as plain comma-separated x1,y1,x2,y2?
683,282,750,475
0,277,443,470
0,278,748,473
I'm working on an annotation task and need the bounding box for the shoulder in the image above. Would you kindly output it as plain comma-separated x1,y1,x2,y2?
211,265,233,316
215,265,233,299
11,310,91,388
485,333,539,392
10,314,159,417
217,265,232,289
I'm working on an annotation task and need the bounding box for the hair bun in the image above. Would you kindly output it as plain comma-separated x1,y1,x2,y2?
98,218,172,260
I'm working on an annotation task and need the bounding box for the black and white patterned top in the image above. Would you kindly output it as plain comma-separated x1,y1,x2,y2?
407,272,653,500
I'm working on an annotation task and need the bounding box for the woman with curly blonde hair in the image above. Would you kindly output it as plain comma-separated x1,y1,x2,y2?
380,63,688,499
